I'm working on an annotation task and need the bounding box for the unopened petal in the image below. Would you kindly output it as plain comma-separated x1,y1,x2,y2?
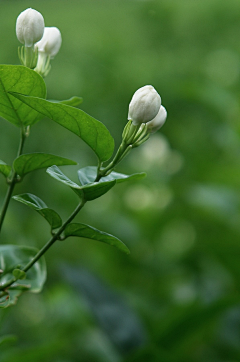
128,85,161,126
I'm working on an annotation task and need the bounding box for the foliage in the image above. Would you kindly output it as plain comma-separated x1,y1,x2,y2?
1,0,240,362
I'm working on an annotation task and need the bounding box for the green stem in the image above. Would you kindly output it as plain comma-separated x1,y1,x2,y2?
95,141,128,182
23,200,85,273
95,122,148,182
0,199,86,291
0,128,26,234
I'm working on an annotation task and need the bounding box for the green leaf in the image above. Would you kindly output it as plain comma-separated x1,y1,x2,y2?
12,269,26,280
0,65,46,127
13,153,77,177
13,193,62,230
80,178,116,201
47,165,116,201
0,334,17,347
50,96,83,107
59,96,83,107
0,245,47,308
46,166,83,198
64,223,130,254
0,289,22,309
78,166,147,185
9,93,114,162
0,160,11,178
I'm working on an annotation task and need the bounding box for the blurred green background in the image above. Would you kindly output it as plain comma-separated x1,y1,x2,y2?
1,0,240,361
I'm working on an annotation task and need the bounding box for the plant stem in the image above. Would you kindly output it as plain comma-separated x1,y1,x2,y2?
23,200,85,273
0,128,26,233
0,199,86,291
95,141,128,182
95,122,148,182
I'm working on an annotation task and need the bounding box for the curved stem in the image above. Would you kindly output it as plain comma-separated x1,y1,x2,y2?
0,128,26,234
95,123,147,182
0,199,86,291
95,141,128,182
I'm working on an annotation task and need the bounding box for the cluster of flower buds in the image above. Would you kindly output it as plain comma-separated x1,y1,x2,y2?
123,85,167,148
16,8,62,76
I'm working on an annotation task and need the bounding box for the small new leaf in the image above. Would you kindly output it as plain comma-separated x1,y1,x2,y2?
12,269,26,280
0,160,11,178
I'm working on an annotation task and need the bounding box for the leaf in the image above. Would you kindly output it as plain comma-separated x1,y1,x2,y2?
60,96,83,107
12,269,26,280
64,223,130,254
0,334,17,347
50,96,83,107
46,166,83,198
0,245,47,308
0,160,11,178
80,178,116,201
0,289,21,309
47,165,116,201
13,193,62,230
9,93,114,162
78,166,146,185
0,65,46,127
13,153,77,177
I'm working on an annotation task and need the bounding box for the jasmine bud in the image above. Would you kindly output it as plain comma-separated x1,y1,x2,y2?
34,27,62,77
16,8,44,47
147,105,167,133
35,27,62,58
128,85,161,126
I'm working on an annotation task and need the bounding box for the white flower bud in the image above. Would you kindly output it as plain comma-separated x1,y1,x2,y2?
147,105,167,133
16,8,45,47
35,27,62,58
128,85,161,126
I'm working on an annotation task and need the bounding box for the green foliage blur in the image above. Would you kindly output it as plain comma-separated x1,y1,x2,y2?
1,0,240,361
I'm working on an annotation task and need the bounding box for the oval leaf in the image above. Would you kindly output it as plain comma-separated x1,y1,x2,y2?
59,96,83,107
50,96,83,107
0,245,47,308
0,65,46,127
46,166,83,198
81,179,116,201
47,165,116,201
13,193,62,230
14,153,77,177
64,223,130,254
9,93,114,162
0,160,11,178
78,166,146,185
12,269,26,280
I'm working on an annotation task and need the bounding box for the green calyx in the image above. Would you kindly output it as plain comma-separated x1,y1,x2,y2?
122,121,150,148
34,52,51,78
